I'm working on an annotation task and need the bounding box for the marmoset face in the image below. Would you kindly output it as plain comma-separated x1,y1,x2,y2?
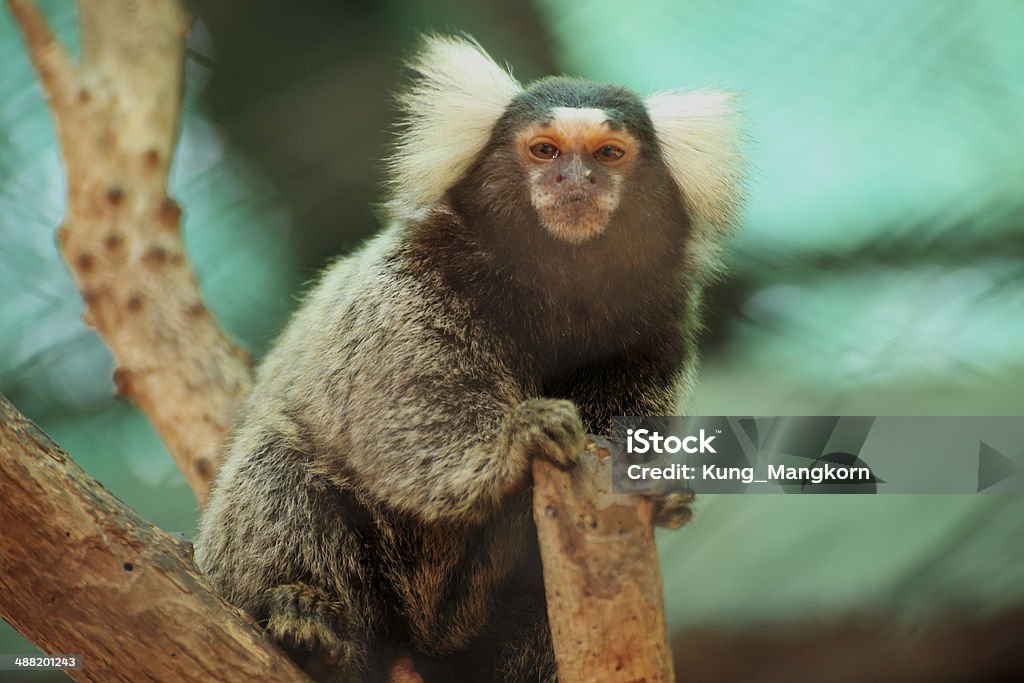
516,106,639,245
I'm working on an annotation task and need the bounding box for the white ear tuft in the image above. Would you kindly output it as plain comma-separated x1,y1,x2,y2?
645,90,745,239
388,35,522,216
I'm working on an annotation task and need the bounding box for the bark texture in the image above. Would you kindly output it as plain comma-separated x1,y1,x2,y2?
533,438,676,683
0,394,309,682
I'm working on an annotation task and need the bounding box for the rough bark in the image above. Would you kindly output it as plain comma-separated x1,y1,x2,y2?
533,438,676,683
7,0,252,506
0,394,309,682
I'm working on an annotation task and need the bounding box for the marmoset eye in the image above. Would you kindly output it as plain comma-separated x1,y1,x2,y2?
529,142,560,160
594,145,626,162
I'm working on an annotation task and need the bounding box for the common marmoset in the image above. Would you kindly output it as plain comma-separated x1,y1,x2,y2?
195,36,742,682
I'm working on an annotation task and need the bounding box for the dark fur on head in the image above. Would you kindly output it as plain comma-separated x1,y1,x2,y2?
440,76,693,401
195,35,743,682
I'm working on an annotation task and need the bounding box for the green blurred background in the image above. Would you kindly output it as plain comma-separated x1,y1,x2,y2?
1,1,1022,680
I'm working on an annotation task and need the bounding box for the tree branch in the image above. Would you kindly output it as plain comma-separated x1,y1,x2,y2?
0,394,309,682
7,0,252,506
533,438,676,683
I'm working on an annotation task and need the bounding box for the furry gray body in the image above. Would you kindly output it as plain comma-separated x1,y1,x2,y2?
195,37,742,683
196,202,690,680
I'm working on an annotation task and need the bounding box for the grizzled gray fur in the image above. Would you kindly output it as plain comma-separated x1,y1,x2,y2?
195,35,742,682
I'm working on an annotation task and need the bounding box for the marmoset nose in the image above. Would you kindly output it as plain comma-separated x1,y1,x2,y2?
554,156,598,188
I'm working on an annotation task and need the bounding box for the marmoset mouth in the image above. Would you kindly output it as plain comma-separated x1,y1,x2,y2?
557,192,590,206
555,200,605,220
540,203,611,245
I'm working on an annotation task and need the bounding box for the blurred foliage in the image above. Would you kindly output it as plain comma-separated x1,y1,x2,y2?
539,0,1024,403
187,0,557,269
2,0,1024,671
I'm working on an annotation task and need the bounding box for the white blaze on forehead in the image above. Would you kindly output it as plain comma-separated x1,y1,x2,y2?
550,107,608,125
546,107,611,140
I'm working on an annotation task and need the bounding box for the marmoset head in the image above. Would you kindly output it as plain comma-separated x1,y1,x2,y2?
499,79,652,245
388,35,743,250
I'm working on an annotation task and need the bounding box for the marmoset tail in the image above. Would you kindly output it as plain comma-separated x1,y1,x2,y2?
195,35,743,683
